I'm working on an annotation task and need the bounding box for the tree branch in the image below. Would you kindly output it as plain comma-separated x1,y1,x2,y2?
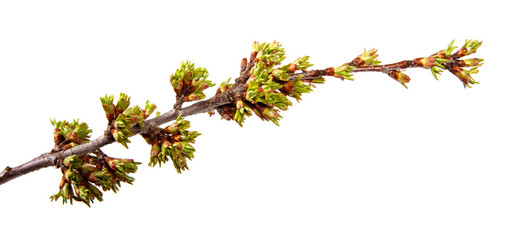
0,40,483,187
0,89,237,185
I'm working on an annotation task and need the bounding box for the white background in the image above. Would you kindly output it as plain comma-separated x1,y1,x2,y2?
0,0,529,239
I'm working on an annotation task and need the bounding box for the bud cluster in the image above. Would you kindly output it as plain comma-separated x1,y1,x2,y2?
51,119,92,150
101,93,157,148
50,154,140,206
170,61,215,102
215,41,325,126
429,40,484,87
142,114,200,173
350,48,382,67
331,64,355,80
387,70,411,88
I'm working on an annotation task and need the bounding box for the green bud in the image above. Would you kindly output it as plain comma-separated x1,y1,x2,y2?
63,155,83,169
79,163,98,174
65,169,83,184
150,143,161,159
351,48,381,66
164,121,180,134
87,183,103,202
143,100,157,118
100,94,116,120
115,93,131,114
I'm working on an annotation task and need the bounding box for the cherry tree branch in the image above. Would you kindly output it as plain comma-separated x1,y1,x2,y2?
0,89,237,185
0,40,483,187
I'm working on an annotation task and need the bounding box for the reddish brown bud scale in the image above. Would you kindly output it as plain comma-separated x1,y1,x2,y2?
105,157,117,170
288,63,297,73
59,176,67,189
250,51,258,60
63,143,74,150
218,105,236,121
350,57,365,67
86,173,98,184
325,67,335,76
281,81,295,92
455,47,468,58
241,58,248,71
106,113,115,122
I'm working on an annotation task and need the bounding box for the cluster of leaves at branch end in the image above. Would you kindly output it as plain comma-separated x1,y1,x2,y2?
101,93,157,148
142,114,200,173
51,119,92,150
216,41,325,126
427,39,484,87
50,154,140,206
170,61,215,102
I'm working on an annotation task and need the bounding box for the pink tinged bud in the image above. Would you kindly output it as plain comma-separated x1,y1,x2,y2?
105,157,117,170
455,47,468,58
151,144,161,158
199,83,210,91
263,108,278,119
415,57,435,68
388,70,410,83
218,84,228,93
236,99,245,109
184,93,200,102
164,122,180,134
449,66,470,87
458,58,484,67
112,129,120,141
161,139,172,154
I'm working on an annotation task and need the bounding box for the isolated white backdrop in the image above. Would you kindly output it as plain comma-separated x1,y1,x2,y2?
1,0,529,239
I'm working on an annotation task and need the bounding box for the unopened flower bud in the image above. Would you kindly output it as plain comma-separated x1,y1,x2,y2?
457,58,484,67
184,93,200,102
164,121,180,134
388,70,411,84
151,143,161,159
414,57,436,68
63,155,83,169
236,99,245,109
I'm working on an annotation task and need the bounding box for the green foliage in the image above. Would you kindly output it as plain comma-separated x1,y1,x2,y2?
50,119,92,149
217,41,325,126
170,61,215,102
144,114,201,173
429,39,484,87
100,93,157,148
50,154,141,207
45,39,485,207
